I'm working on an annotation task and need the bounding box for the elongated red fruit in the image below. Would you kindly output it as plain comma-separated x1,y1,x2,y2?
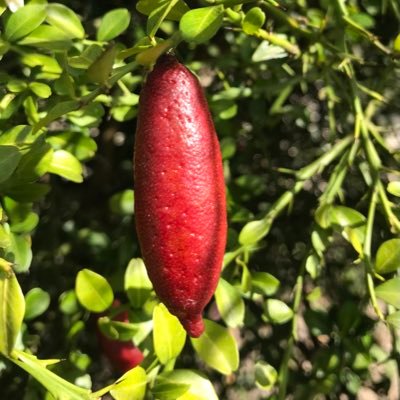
134,54,227,338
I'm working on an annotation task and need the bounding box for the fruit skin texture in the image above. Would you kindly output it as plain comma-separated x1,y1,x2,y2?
134,55,227,338
96,302,144,373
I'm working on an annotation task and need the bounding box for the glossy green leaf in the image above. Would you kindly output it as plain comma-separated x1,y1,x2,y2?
153,370,218,400
215,278,244,328
375,239,400,274
153,303,186,364
239,219,271,245
251,272,280,296
47,150,83,183
0,145,22,184
5,4,47,42
97,9,131,41
264,299,293,324
46,3,85,39
75,268,114,313
0,264,25,355
191,320,239,375
242,7,266,35
110,366,147,400
136,0,189,21
255,361,278,390
24,287,50,320
124,258,152,308
180,6,224,44
375,278,400,308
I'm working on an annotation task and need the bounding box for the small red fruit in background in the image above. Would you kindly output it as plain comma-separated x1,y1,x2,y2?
96,301,144,373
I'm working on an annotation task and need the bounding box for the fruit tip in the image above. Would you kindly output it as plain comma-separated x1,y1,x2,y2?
181,315,205,338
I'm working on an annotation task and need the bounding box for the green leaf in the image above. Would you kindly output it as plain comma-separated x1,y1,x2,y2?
5,4,47,42
136,0,189,21
5,183,50,203
387,181,400,197
264,299,293,324
124,258,152,308
239,219,271,245
34,100,80,133
87,45,117,84
47,132,97,161
215,278,244,328
97,317,139,341
147,0,178,38
11,350,91,400
375,278,400,308
387,311,400,329
110,366,147,400
75,269,114,313
46,3,85,39
8,233,32,273
251,272,280,296
242,7,266,35
191,320,239,375
97,9,131,41
47,150,83,183
179,6,224,44
153,303,186,364
375,239,400,274
153,370,218,400
24,287,50,320
255,361,278,391
17,25,72,50
0,265,25,355
0,145,22,184
394,33,400,54
68,103,105,128
0,125,35,146
4,197,39,233
29,82,51,98
110,190,134,215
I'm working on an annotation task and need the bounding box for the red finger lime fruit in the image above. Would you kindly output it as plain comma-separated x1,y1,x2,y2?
134,54,227,338
96,302,144,373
